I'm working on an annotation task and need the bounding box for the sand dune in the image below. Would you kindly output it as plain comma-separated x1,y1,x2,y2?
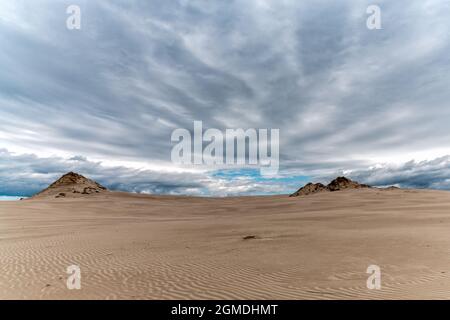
2,188,450,299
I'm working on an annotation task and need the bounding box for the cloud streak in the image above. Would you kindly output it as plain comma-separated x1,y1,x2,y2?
1,1,450,195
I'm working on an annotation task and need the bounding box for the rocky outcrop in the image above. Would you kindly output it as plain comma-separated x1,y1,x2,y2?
327,177,371,192
290,177,370,197
289,182,327,197
32,172,107,199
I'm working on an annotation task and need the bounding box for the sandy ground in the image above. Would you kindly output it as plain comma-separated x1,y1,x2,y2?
1,188,450,299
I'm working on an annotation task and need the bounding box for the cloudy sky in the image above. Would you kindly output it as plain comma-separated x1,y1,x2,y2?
1,0,450,197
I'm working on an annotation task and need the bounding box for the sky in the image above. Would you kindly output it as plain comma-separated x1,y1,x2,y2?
1,0,450,197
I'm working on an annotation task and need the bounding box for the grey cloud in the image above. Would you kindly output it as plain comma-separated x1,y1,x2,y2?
1,1,450,194
0,149,203,196
345,156,450,190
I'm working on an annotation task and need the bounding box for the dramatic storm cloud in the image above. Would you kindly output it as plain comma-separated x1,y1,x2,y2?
1,0,450,196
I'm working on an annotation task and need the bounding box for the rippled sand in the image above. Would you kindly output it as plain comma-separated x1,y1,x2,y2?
1,188,450,299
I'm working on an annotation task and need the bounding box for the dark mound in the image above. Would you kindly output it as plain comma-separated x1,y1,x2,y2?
33,172,107,199
289,183,327,197
327,177,371,192
290,176,371,197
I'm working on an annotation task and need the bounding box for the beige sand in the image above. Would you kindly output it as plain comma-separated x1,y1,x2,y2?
1,188,450,299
